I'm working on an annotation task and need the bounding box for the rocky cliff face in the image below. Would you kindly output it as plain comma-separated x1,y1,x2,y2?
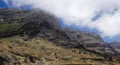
63,28,117,54
0,8,119,55
110,42,120,53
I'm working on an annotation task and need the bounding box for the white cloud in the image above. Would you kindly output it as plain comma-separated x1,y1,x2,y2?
3,0,120,38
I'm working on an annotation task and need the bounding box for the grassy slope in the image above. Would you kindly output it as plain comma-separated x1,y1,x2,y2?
0,36,120,65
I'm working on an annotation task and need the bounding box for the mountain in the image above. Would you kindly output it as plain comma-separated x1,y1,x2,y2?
0,8,120,65
63,28,118,54
0,8,117,54
110,42,120,53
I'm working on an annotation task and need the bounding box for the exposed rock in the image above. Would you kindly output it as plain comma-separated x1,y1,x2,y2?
0,35,120,65
0,8,119,59
0,55,10,65
110,41,120,53
0,56,6,65
63,28,117,54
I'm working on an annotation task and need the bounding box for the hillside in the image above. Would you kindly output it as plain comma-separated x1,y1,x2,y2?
0,36,120,65
0,8,120,65
110,42,120,53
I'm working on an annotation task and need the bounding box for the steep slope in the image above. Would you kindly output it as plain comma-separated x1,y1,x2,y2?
0,8,117,54
110,42,120,53
0,8,85,49
0,8,120,65
64,28,118,54
0,36,120,65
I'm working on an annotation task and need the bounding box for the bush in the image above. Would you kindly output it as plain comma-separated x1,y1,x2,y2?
0,23,21,36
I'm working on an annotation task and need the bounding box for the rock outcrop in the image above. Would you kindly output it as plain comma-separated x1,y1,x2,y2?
63,28,118,54
110,42,120,53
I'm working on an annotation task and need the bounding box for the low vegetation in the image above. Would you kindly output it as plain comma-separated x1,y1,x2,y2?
0,36,120,65
0,24,21,37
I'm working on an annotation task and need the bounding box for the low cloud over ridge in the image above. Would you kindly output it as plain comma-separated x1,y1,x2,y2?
3,0,120,38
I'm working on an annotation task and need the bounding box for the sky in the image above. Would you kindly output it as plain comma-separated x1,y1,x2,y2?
0,0,120,42
0,0,7,8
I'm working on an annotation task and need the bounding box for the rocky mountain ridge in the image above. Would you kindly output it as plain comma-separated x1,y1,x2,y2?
110,42,120,53
0,8,120,65
0,8,119,54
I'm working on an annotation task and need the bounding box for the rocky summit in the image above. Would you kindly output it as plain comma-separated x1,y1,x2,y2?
0,8,120,65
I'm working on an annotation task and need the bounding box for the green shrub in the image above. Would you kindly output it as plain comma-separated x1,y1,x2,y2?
0,23,21,36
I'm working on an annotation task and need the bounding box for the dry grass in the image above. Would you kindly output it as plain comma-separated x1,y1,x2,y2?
0,36,120,65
